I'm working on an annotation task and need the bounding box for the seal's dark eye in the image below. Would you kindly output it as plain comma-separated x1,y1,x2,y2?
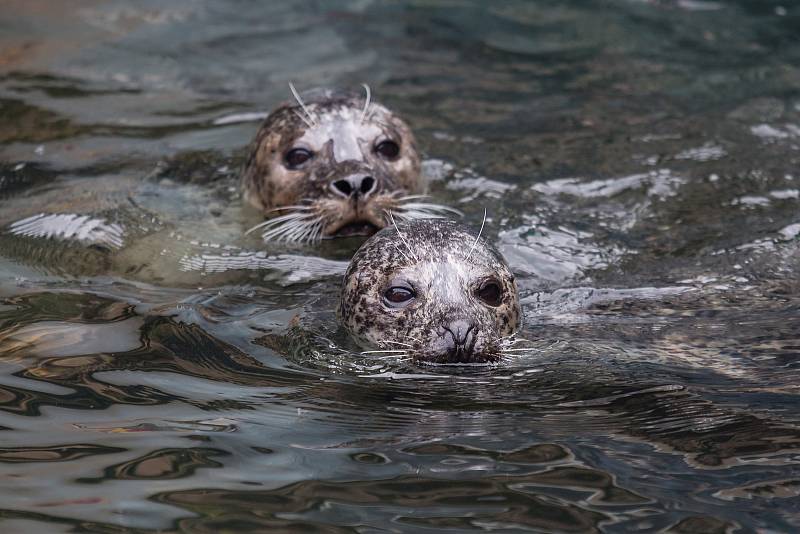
383,286,415,306
476,280,503,307
375,140,400,160
284,148,313,169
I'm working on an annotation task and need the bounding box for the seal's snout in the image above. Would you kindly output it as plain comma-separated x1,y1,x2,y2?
432,319,486,363
446,319,477,351
330,173,377,200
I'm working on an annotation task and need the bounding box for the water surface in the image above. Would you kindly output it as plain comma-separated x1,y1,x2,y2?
1,1,800,531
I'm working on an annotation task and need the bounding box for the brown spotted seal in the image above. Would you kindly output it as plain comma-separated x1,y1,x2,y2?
339,218,522,364
242,85,457,243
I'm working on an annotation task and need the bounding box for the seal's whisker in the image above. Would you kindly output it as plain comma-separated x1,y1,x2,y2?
395,209,448,221
283,215,316,242
289,82,317,127
393,210,452,223
391,243,413,264
260,214,322,244
305,219,325,243
398,203,464,216
500,336,531,347
360,349,409,354
266,205,313,214
360,83,372,124
246,212,313,235
380,340,413,347
301,218,323,243
388,213,410,224
369,354,411,362
292,109,314,128
396,194,430,202
252,216,314,238
383,210,415,262
387,210,418,261
309,219,324,243
300,217,325,243
467,207,487,260
276,215,324,244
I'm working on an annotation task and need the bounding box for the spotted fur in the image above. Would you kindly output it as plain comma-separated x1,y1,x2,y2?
339,219,522,364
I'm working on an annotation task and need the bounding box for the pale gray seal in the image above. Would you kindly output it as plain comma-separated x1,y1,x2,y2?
242,86,457,243
339,218,522,364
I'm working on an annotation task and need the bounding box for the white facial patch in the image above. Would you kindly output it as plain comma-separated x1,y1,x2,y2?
418,257,479,307
298,106,384,164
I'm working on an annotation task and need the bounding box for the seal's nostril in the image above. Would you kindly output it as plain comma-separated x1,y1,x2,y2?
332,175,375,198
360,176,375,195
333,179,352,197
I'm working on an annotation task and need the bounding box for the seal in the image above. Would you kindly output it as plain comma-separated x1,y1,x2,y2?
339,218,522,364
242,85,457,243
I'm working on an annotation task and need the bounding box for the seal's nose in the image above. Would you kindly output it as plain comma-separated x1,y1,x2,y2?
439,319,478,362
331,174,376,199
447,319,476,348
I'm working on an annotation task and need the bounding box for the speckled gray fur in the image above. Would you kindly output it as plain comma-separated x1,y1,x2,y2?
339,219,521,364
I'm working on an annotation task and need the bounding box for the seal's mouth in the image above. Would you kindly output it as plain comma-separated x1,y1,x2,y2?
329,221,380,238
324,209,386,238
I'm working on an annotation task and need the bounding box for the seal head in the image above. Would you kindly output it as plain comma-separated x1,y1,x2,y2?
339,219,521,364
242,88,435,242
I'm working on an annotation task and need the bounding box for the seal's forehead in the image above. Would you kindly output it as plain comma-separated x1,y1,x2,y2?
353,219,509,274
403,220,502,264
405,257,488,283
297,105,385,162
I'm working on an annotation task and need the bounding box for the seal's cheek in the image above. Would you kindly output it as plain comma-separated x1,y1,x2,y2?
496,307,519,336
265,165,306,208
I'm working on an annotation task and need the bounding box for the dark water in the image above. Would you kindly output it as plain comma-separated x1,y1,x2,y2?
1,0,800,531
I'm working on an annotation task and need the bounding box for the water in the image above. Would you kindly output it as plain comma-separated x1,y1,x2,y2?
1,0,800,531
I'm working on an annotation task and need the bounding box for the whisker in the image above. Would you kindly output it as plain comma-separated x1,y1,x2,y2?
296,216,327,244
289,82,317,127
283,216,315,242
266,205,313,214
298,220,319,243
387,211,417,261
361,349,409,354
398,202,463,214
246,212,312,236
380,340,413,347
382,211,413,263
368,355,412,362
392,243,413,264
309,220,324,243
261,219,308,242
467,207,487,260
360,83,372,124
293,109,314,128
275,218,317,243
